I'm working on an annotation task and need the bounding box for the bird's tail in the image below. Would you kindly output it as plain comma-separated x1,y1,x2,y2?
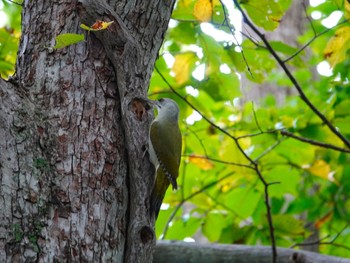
150,169,170,218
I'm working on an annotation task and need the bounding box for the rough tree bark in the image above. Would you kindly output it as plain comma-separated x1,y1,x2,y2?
154,241,350,263
2,1,349,263
0,0,175,262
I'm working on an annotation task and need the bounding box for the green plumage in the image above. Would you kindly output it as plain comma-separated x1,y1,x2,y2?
150,119,181,189
149,98,182,218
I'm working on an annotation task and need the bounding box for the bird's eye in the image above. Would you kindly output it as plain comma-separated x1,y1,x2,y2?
158,98,164,102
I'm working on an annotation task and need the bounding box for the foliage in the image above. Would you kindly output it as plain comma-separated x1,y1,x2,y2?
148,0,350,259
2,0,350,260
53,33,85,49
53,20,114,49
0,0,21,78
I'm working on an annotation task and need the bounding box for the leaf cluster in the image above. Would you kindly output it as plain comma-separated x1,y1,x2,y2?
0,0,21,78
149,0,350,258
2,0,350,259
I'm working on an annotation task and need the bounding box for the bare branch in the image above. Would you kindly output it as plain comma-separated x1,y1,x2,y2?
219,0,254,78
254,138,286,162
284,19,348,63
252,101,263,133
231,0,350,152
185,126,210,157
281,130,350,153
292,222,350,251
182,154,254,169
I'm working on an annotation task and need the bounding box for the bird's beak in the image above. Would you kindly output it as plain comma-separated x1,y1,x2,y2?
145,99,161,109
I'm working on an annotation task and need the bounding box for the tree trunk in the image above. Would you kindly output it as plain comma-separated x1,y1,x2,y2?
0,0,174,262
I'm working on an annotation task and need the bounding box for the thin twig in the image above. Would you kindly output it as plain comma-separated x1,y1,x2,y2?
230,1,280,261
292,222,350,251
185,125,210,157
182,154,254,169
230,1,350,258
231,0,350,151
281,130,350,153
219,0,253,78
217,0,230,28
303,1,316,36
161,172,235,239
154,66,254,164
284,19,348,63
252,101,263,133
254,138,286,162
6,0,22,6
171,17,261,47
179,145,188,216
155,65,276,261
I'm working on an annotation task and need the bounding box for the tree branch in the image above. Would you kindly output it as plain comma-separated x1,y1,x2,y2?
182,154,254,169
154,241,350,263
292,222,350,251
154,67,276,256
232,0,350,150
281,130,350,153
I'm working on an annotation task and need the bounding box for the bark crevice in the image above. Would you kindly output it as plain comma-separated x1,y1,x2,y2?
1,0,175,262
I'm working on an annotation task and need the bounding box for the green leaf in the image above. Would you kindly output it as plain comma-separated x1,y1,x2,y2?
165,216,202,240
242,0,290,31
334,116,350,134
274,139,315,166
219,223,252,244
272,215,305,237
2,0,22,31
0,27,19,78
169,22,198,45
0,61,13,71
212,0,226,25
223,187,261,218
200,70,240,101
269,41,298,55
80,24,92,31
333,57,350,80
335,99,350,117
263,166,300,197
172,0,196,20
202,211,229,242
237,41,276,83
198,34,241,100
53,33,85,49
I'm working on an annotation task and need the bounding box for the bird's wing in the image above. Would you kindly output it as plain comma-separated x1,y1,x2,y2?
150,120,182,189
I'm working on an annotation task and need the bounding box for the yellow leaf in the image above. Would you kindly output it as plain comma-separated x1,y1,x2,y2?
172,53,197,84
189,155,214,170
80,20,114,31
193,0,213,22
307,160,330,179
219,134,251,175
324,26,350,67
97,21,114,30
305,160,337,184
345,0,350,20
